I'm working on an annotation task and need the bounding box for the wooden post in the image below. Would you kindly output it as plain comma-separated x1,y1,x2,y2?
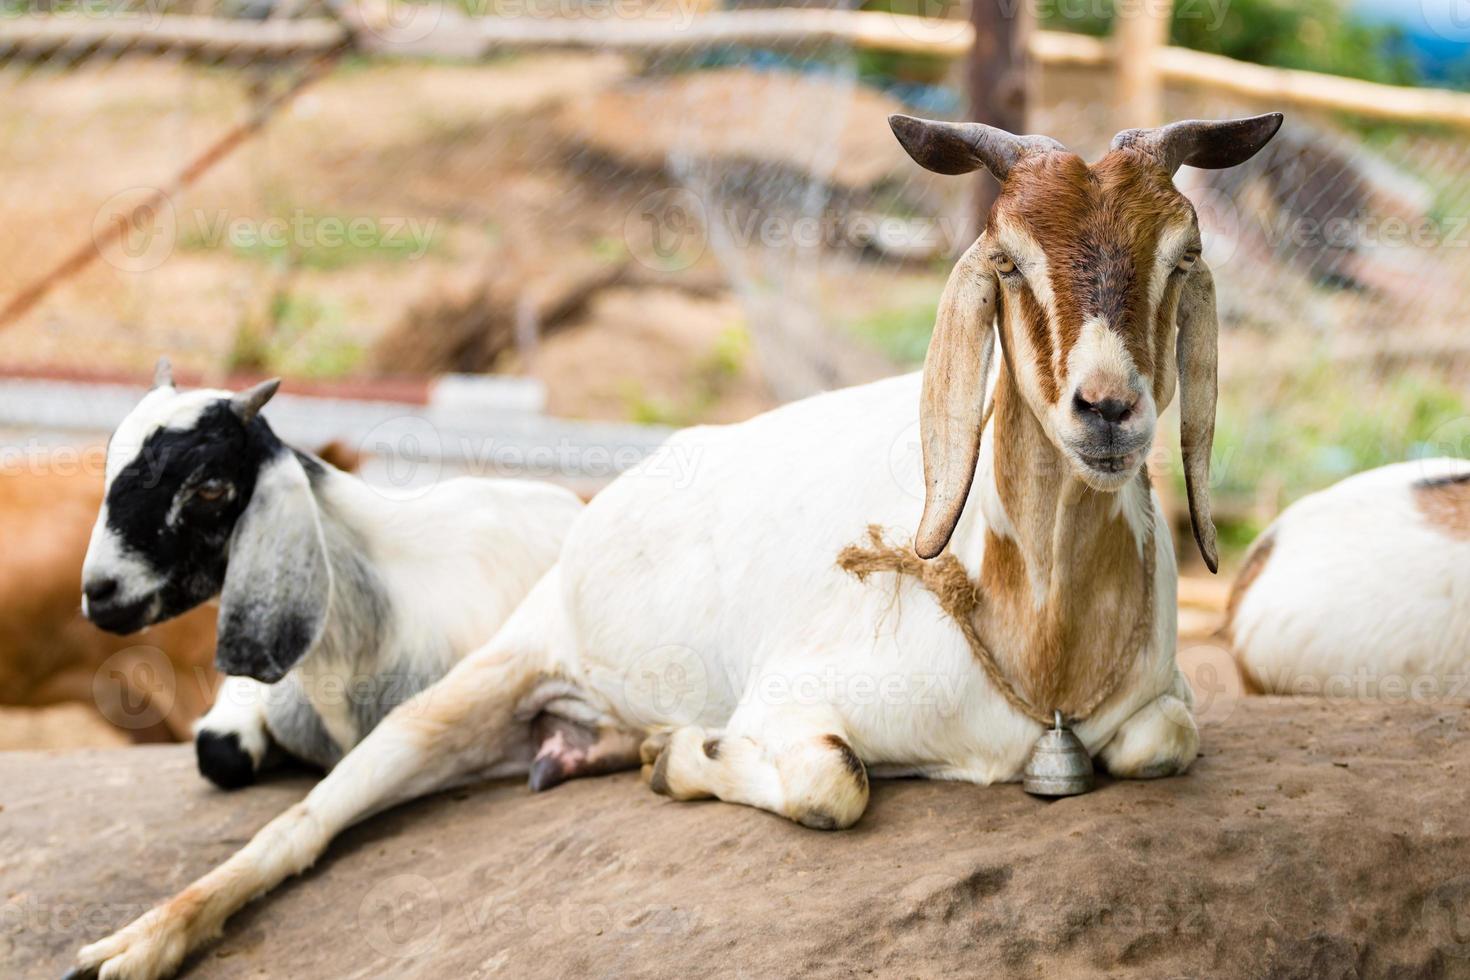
967,0,1032,233
1113,0,1173,129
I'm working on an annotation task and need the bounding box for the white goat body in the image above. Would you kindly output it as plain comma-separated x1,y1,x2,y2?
1229,458,1470,697
545,372,1185,780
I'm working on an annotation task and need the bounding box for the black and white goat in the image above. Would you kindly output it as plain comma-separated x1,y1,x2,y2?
80,360,583,787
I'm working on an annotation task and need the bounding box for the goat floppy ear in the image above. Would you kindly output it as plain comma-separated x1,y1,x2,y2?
915,239,999,559
1175,260,1220,574
889,114,1064,180
216,452,331,682
1113,112,1283,174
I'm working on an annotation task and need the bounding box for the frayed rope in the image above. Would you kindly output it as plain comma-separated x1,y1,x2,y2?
837,525,1052,726
837,520,1155,728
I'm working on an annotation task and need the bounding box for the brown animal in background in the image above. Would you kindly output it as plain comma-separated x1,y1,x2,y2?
0,441,360,744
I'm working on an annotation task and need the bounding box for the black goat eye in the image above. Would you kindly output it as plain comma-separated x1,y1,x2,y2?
195,481,227,503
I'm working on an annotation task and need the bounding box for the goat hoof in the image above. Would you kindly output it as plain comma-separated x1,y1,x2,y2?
645,744,673,796
638,731,670,766
195,731,257,790
61,968,98,980
527,753,568,793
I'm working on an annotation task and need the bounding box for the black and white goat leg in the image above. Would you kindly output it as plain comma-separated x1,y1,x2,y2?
192,676,277,790
65,583,561,980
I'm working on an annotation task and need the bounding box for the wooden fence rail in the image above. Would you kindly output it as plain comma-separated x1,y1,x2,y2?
5,11,1470,128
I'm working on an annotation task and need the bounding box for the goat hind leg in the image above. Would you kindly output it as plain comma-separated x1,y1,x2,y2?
643,703,870,831
65,638,548,980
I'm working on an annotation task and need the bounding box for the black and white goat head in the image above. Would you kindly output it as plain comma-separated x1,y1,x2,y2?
82,359,327,684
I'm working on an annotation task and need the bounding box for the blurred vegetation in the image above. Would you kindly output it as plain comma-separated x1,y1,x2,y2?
230,292,366,379
622,324,751,426
1202,358,1467,556
1042,0,1422,88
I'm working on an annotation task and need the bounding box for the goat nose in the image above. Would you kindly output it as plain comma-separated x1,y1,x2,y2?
84,577,119,604
1072,392,1136,425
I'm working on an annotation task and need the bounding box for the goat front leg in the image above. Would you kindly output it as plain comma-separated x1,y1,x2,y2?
192,675,276,790
1098,670,1199,780
642,700,870,831
65,641,545,980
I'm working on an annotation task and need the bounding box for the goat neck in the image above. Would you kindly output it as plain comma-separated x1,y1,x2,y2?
961,369,1155,719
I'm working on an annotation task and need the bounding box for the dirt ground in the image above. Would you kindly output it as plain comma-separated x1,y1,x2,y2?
4,698,1467,978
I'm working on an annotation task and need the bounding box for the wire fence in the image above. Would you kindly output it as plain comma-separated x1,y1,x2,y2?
0,2,1467,511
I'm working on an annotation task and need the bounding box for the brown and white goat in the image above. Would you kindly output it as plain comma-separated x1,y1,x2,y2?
1228,458,1470,697
67,110,1282,980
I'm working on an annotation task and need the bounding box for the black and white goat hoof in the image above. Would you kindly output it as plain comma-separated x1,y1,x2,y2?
194,730,259,790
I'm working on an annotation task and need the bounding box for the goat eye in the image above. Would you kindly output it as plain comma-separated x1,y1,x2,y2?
194,481,228,503
1176,251,1200,272
993,255,1017,275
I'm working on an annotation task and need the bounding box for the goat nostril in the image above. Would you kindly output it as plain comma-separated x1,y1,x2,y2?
1073,393,1134,426
85,577,119,604
1094,398,1133,425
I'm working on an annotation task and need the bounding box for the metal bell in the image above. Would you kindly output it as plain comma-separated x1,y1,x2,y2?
1023,711,1095,797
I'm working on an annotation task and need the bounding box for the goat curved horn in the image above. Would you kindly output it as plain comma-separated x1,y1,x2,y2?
1112,112,1284,175
231,378,281,423
915,239,999,560
152,356,175,390
1175,260,1220,573
889,114,1065,181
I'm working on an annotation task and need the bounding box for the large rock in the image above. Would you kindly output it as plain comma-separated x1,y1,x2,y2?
4,698,1467,978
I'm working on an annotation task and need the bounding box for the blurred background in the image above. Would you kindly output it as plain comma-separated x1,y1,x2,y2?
0,0,1466,747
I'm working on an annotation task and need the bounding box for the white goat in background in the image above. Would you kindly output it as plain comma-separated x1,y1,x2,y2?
67,109,1283,980
1228,458,1469,697
79,361,583,787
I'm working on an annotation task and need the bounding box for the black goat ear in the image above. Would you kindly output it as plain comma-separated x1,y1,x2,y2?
215,453,330,682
